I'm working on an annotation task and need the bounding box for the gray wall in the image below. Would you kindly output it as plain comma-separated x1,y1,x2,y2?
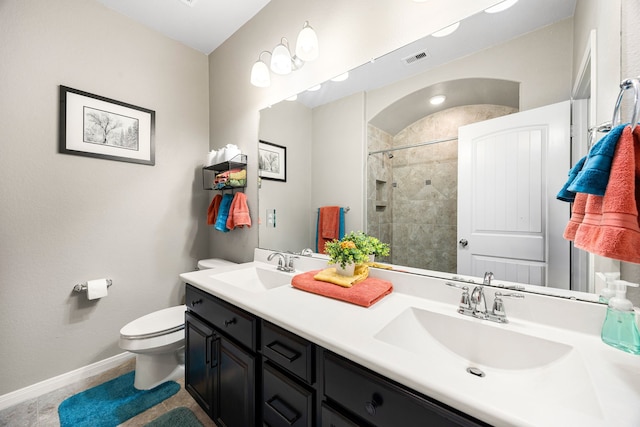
0,0,210,394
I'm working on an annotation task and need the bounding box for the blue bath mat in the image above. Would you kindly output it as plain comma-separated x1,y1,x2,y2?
58,371,180,427
144,407,203,427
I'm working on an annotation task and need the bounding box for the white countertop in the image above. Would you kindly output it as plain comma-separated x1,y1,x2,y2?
180,250,640,427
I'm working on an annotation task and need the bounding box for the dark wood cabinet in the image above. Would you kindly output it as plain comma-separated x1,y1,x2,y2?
185,284,257,427
185,283,488,427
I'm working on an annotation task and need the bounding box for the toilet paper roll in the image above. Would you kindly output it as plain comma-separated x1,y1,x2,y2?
87,278,109,300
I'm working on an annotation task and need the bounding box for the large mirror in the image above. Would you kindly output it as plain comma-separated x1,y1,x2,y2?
258,0,621,301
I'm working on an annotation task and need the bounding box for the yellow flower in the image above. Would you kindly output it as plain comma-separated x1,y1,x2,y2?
340,241,356,250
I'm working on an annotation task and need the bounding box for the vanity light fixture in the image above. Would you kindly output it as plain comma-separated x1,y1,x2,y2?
430,95,446,105
285,94,298,101
251,21,319,87
250,51,271,87
331,72,349,82
485,0,518,14
431,22,460,38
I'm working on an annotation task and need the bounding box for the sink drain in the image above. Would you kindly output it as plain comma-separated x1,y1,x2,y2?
466,367,485,377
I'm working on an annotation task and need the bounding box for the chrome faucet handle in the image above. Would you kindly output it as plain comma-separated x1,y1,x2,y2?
284,254,298,272
489,292,525,323
483,271,494,286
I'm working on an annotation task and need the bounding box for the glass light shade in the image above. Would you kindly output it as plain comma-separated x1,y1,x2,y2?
331,72,349,82
295,22,319,62
431,22,460,38
430,95,446,105
250,60,270,87
485,0,518,13
270,43,292,75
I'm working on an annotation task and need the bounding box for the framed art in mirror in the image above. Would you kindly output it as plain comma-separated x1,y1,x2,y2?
258,140,286,182
59,85,155,166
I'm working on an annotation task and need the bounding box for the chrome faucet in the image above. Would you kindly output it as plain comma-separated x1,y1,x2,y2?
267,252,296,272
446,272,523,324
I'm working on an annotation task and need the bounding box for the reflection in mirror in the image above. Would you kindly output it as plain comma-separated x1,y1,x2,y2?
258,0,621,301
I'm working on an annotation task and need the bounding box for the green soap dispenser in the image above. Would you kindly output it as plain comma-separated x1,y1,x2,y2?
601,280,640,355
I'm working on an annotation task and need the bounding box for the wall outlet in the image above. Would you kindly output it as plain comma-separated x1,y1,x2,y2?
266,209,276,228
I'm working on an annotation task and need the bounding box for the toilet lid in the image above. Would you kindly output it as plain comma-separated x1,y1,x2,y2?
120,305,186,340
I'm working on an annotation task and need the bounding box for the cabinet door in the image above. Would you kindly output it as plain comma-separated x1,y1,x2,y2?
185,312,215,416
214,334,256,427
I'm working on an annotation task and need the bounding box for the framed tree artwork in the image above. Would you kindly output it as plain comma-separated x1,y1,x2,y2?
59,85,155,165
258,140,286,182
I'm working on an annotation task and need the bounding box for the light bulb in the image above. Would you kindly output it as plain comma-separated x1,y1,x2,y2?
250,59,270,87
295,21,319,62
430,95,446,105
271,42,292,75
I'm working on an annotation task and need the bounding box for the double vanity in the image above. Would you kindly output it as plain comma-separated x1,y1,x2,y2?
180,249,640,426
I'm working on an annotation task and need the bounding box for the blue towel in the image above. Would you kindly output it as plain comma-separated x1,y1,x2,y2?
215,194,234,232
556,156,586,202
567,123,627,196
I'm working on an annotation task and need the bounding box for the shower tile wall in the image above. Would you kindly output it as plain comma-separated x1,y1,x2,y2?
368,104,517,272
367,124,393,263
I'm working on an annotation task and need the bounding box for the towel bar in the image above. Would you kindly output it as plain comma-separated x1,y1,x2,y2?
73,279,113,293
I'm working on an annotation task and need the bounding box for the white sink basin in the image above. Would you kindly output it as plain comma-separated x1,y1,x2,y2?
375,307,573,371
211,266,293,292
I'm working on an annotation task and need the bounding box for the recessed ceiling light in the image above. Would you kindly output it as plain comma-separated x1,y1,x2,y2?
485,0,518,14
431,22,460,38
307,84,322,92
430,95,446,105
331,72,349,82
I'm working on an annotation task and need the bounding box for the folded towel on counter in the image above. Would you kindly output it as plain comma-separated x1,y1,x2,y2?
366,262,393,270
313,264,369,288
215,194,234,232
574,125,640,263
292,270,393,307
557,156,586,202
226,192,251,230
207,194,222,225
567,123,627,196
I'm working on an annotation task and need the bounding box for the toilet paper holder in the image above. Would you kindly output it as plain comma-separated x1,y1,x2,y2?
73,279,113,293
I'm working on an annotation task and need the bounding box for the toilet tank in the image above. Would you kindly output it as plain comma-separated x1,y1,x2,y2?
197,258,237,270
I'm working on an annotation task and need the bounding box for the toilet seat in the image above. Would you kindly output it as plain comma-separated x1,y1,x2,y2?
120,305,186,339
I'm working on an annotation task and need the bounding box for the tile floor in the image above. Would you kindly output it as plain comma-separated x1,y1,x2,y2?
0,359,217,427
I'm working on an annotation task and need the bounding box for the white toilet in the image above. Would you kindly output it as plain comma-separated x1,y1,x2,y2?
119,258,236,390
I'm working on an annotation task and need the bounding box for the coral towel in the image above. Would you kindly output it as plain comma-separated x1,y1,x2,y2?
572,126,640,263
207,194,222,225
316,206,342,253
292,270,393,307
226,192,252,230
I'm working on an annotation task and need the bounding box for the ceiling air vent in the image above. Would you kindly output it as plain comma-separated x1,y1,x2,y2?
402,50,431,66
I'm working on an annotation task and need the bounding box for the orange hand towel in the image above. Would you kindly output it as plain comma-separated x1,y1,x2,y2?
291,270,393,307
317,206,341,253
574,126,640,263
563,192,587,241
226,192,251,230
207,194,222,225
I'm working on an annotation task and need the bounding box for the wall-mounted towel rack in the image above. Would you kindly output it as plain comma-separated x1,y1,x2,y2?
611,77,640,131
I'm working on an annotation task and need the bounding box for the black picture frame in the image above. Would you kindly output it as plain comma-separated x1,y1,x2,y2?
59,85,155,166
258,140,287,182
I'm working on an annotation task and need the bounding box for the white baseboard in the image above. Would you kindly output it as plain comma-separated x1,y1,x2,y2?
0,352,135,411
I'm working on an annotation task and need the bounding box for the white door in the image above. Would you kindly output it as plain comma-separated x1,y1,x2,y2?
457,101,570,288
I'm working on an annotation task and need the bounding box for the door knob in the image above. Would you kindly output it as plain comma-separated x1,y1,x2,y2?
459,239,468,247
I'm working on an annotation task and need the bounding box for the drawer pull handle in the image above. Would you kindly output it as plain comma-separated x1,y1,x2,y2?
365,393,383,416
191,299,203,306
266,341,300,363
224,318,237,327
266,395,300,425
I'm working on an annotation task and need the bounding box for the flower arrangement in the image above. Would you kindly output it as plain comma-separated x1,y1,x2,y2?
343,231,391,258
324,239,369,269
325,232,390,269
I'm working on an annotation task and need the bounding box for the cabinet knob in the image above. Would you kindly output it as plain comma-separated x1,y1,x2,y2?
364,393,383,416
224,318,237,327
191,299,203,306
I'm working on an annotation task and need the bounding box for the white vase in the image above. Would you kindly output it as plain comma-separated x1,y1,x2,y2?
368,254,375,263
334,262,356,276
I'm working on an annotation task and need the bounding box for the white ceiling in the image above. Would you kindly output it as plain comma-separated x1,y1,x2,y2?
95,0,271,54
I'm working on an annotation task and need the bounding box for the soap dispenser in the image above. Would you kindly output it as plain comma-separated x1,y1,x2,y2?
601,280,640,355
596,272,620,303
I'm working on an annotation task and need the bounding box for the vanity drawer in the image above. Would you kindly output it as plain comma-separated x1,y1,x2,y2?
263,361,314,427
185,284,256,351
320,403,361,427
262,320,315,384
323,352,485,427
